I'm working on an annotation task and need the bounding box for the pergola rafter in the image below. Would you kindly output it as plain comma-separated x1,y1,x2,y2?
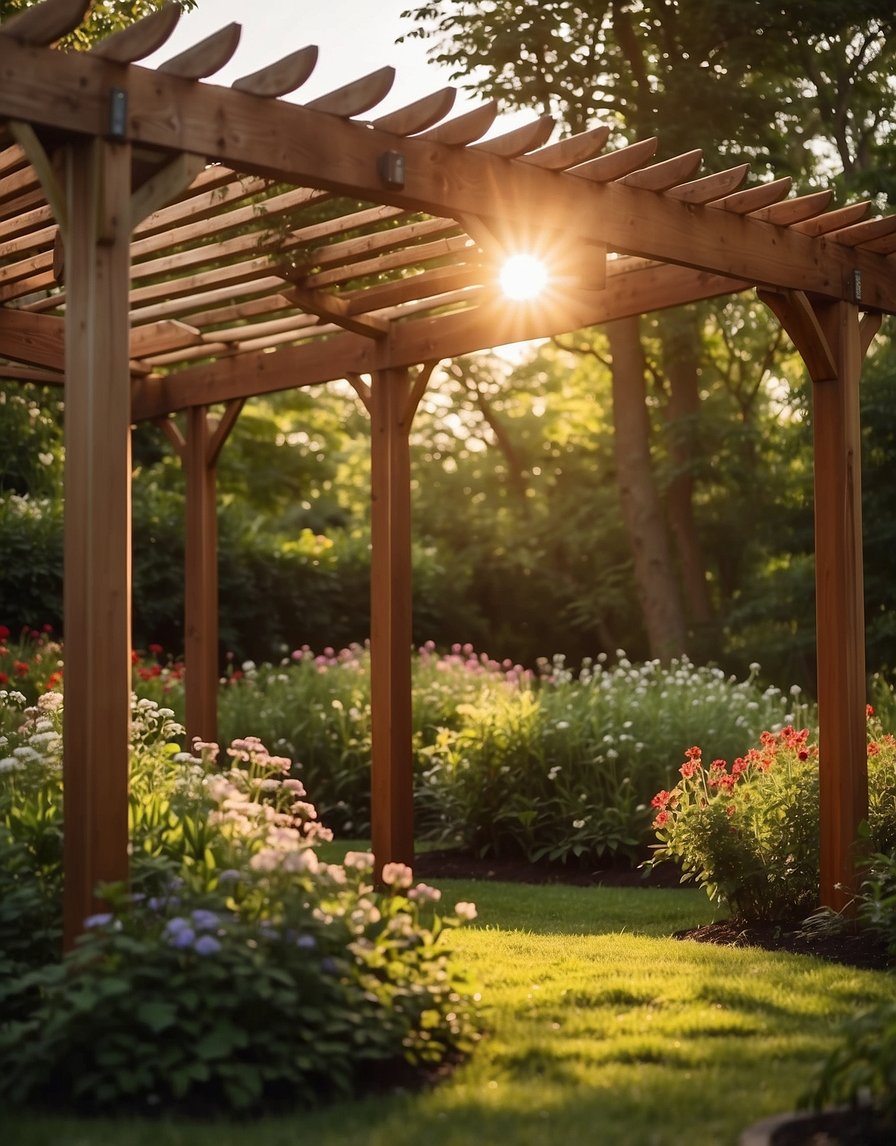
1,0,893,945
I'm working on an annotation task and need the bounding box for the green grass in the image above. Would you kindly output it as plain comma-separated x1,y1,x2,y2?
5,876,895,1146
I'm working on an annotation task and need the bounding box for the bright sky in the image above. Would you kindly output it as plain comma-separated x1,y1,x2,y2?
144,0,481,116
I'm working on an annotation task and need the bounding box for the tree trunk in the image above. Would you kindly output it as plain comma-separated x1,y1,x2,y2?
659,309,718,660
607,315,687,661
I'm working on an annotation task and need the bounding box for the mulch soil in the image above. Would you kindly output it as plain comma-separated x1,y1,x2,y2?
413,848,894,972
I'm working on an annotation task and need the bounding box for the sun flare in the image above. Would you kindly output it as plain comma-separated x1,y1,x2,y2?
499,253,549,301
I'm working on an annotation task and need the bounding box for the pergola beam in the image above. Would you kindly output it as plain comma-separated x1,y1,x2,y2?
0,35,894,312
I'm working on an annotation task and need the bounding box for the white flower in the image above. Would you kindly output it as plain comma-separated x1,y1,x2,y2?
572,819,586,830
454,901,478,922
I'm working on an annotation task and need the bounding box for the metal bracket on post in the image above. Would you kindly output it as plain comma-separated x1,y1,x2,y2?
108,87,128,141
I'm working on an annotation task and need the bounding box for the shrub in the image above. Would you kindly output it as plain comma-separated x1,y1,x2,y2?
649,715,896,922
649,727,821,920
416,652,805,865
0,692,480,1115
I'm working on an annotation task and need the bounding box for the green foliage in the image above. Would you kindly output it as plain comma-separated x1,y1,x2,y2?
0,1,198,48
0,692,480,1116
808,1003,896,1134
650,717,896,922
212,644,806,863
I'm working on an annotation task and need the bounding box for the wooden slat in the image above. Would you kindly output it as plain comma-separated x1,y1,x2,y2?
0,0,89,45
301,233,474,290
372,87,456,135
828,214,896,248
618,148,702,192
296,216,459,273
570,137,658,183
750,189,833,226
791,202,871,236
90,3,181,62
342,263,481,316
474,115,555,158
204,310,319,343
232,45,318,97
665,163,750,204
130,318,203,358
306,66,395,117
128,275,287,325
523,124,611,170
713,177,792,214
416,102,499,146
158,23,241,80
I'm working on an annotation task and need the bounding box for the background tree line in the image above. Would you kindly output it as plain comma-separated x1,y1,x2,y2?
1,0,895,692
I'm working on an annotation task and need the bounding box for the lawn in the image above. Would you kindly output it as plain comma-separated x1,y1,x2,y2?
5,875,894,1146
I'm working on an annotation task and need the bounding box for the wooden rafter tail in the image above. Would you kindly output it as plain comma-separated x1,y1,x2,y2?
232,45,319,98
829,213,896,249
750,189,833,226
520,124,611,171
791,201,871,236
618,148,702,192
474,115,555,158
416,102,499,146
0,0,89,44
712,177,792,214
158,24,242,80
570,137,658,183
0,143,28,178
306,67,396,117
372,88,457,136
90,3,181,63
665,163,750,204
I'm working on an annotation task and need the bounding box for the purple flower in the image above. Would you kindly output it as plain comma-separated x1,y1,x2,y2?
163,917,196,948
194,935,222,956
296,934,317,950
191,909,220,931
84,912,114,929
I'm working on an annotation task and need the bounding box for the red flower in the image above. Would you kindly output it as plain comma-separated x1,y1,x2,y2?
0,625,9,640
131,650,139,665
653,810,670,829
148,643,164,656
867,704,875,718
14,660,29,676
651,790,672,809
680,761,699,779
0,672,8,684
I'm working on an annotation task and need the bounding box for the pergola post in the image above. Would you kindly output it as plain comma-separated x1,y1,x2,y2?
365,365,434,869
159,401,244,745
760,290,880,911
369,367,415,869
62,137,133,948
183,405,220,745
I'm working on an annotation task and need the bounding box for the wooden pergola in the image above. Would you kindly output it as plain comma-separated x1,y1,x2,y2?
2,0,894,947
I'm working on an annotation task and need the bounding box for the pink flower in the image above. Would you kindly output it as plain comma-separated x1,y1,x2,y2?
454,901,477,921
381,862,414,889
